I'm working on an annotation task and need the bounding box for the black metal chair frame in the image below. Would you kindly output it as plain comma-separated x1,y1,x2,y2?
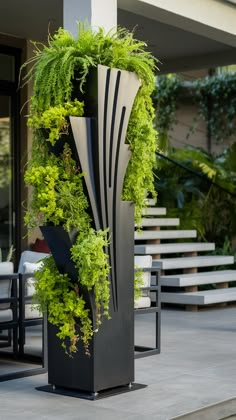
0,273,18,357
0,272,47,382
18,272,47,362
134,267,161,358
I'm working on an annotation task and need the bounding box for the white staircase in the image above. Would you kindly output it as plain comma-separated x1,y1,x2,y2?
135,243,215,254
135,199,236,309
135,229,197,240
153,255,234,270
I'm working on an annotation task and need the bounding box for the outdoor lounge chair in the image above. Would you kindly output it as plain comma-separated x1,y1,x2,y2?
134,255,152,309
18,250,49,356
0,261,18,356
134,255,161,358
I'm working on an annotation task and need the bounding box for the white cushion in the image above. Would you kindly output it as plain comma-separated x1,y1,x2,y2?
23,261,44,319
23,261,43,297
18,251,49,274
0,262,14,310
134,296,151,309
134,255,152,298
25,304,41,319
134,255,152,267
0,309,13,323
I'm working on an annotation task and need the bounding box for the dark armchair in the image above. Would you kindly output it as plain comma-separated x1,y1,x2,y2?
0,263,18,356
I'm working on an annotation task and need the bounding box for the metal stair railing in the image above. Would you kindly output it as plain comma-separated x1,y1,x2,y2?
156,151,236,198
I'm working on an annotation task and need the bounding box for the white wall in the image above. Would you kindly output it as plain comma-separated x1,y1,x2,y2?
63,0,117,36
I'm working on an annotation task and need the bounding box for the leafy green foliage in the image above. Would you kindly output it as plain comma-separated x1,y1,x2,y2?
23,25,158,222
71,229,110,325
134,269,144,302
153,74,182,152
24,144,90,232
34,256,93,355
0,245,14,263
155,145,236,247
0,121,10,189
123,91,157,222
24,26,157,110
28,100,84,145
33,230,110,356
193,72,236,143
153,72,236,145
210,237,236,272
24,24,158,354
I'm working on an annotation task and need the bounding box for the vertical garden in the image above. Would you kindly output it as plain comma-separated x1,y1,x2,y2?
23,25,158,395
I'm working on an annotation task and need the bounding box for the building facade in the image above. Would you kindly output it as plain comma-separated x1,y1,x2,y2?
0,0,235,262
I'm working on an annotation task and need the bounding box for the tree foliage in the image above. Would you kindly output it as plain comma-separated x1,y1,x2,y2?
155,145,236,247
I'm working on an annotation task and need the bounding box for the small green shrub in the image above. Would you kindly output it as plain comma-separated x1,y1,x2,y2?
28,100,84,145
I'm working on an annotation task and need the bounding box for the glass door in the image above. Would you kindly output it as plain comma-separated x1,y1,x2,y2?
0,94,13,260
0,46,45,380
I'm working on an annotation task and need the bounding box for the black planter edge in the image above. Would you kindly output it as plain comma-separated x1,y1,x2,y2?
36,383,147,400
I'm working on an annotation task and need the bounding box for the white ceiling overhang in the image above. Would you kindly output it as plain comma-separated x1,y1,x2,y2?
0,0,235,73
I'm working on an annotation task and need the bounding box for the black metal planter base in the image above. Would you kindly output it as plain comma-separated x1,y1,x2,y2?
36,383,147,400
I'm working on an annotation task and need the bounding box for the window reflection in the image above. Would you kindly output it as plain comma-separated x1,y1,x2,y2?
0,96,12,260
0,54,15,82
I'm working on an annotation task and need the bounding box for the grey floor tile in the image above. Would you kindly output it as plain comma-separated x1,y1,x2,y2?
1,307,236,419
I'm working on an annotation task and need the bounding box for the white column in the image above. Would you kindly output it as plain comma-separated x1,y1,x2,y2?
63,0,117,37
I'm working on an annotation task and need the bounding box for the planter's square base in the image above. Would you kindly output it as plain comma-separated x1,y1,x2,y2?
36,383,147,400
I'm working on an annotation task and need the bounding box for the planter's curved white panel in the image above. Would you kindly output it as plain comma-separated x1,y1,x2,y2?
70,64,141,311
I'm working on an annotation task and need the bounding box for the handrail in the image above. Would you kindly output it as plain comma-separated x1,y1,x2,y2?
156,151,236,198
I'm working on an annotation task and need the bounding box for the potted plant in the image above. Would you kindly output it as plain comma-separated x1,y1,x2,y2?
23,24,158,397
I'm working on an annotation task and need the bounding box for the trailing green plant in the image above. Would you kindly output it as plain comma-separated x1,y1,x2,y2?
34,230,110,355
123,89,157,222
71,229,110,325
34,256,94,355
24,145,103,355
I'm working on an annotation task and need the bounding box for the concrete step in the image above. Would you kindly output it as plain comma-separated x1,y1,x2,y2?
142,207,166,216
153,255,235,270
135,230,197,240
144,198,157,206
135,242,215,255
138,218,180,227
161,270,236,287
161,287,236,305
171,395,236,420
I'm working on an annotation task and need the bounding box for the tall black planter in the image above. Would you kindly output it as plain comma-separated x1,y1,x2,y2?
41,65,141,395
